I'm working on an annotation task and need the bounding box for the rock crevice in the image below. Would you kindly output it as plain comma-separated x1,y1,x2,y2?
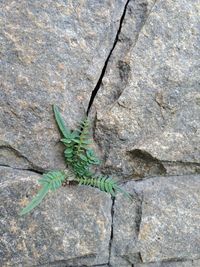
87,0,131,115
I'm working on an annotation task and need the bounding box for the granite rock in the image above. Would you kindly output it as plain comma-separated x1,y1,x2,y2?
94,0,200,180
1,0,200,266
109,186,141,267
0,166,112,266
0,0,125,171
135,259,200,267
110,175,200,265
111,260,200,267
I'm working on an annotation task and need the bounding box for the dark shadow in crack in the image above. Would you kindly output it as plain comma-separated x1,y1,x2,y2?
127,149,167,179
86,0,131,115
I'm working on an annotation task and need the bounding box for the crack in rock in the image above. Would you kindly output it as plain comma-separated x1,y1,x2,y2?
0,145,45,173
36,260,109,267
108,197,115,267
86,0,131,115
0,164,43,175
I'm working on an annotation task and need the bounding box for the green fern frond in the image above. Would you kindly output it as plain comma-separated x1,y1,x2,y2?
62,117,100,176
39,171,66,191
75,118,90,156
20,105,131,216
19,171,67,215
19,185,49,216
86,149,100,165
53,105,130,198
54,106,99,173
53,105,70,138
77,175,132,199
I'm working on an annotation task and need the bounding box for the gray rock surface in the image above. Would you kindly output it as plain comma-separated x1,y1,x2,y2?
109,187,141,267
0,0,125,171
138,175,200,263
111,175,200,265
39,263,109,267
94,0,200,180
1,0,200,266
111,259,200,267
0,166,112,266
135,259,200,267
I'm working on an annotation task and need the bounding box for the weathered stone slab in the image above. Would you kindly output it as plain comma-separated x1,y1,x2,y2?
110,179,141,267
111,260,200,267
111,175,200,265
0,0,125,170
138,175,200,263
94,0,200,180
0,167,112,266
135,259,200,267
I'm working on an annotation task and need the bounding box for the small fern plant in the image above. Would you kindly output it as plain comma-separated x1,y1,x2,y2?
19,105,131,215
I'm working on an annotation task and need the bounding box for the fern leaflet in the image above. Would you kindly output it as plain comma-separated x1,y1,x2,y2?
19,171,66,215
19,185,50,216
53,105,70,138
77,176,132,199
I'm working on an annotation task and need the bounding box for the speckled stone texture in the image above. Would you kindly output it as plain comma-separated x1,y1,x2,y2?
0,0,125,171
0,166,112,266
110,175,200,266
1,0,200,266
135,259,200,267
94,0,200,180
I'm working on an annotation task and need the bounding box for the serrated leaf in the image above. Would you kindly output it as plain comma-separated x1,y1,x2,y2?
64,148,73,154
61,138,72,144
99,176,107,192
73,139,81,144
107,180,116,197
79,154,88,161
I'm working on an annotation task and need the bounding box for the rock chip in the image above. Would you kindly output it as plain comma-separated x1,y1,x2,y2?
0,166,112,266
